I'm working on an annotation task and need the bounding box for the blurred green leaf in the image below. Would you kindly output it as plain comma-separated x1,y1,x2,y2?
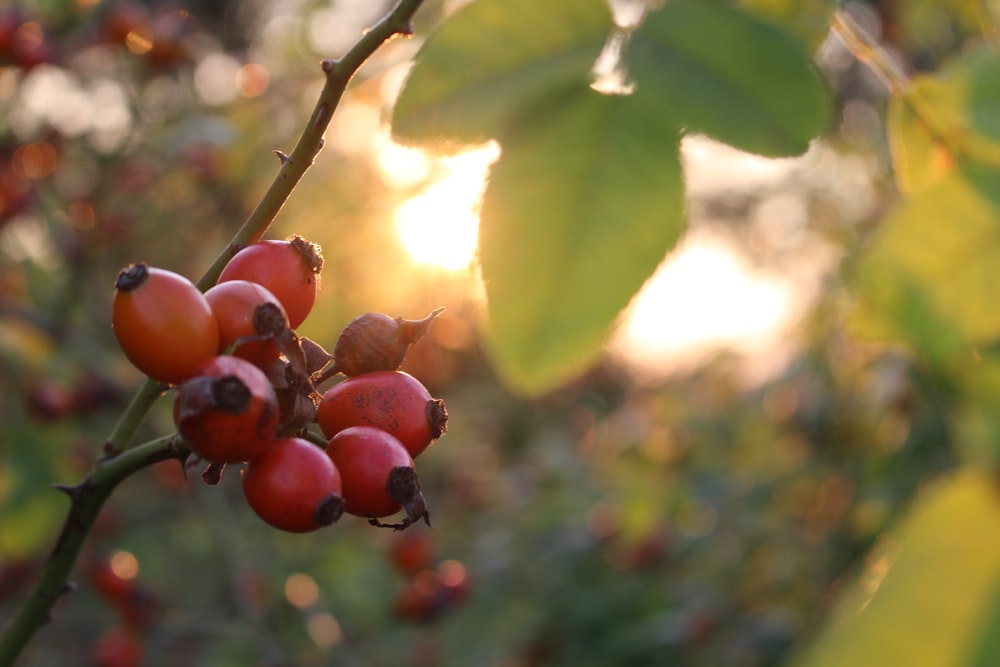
391,0,611,150
889,48,1000,194
630,0,832,157
479,83,684,395
954,355,1000,465
794,469,1000,667
849,165,1000,356
738,0,838,47
0,494,63,558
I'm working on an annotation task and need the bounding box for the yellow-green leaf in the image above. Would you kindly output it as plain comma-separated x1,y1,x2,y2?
887,91,957,196
795,468,1000,667
850,166,1000,357
888,48,1000,194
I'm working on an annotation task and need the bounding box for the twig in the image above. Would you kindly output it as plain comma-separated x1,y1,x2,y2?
831,8,1000,169
104,377,166,456
0,435,188,667
830,9,909,95
0,1,427,664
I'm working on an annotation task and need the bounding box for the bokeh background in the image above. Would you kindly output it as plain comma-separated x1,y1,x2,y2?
0,0,983,665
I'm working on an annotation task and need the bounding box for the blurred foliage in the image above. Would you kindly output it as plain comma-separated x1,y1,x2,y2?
393,0,832,393
0,0,998,666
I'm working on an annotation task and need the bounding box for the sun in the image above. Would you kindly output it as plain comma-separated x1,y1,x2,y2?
387,143,499,271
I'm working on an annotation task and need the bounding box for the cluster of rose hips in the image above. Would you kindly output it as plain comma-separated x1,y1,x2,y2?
86,555,158,667
0,3,193,74
111,235,448,533
0,9,55,72
387,530,471,624
97,2,194,72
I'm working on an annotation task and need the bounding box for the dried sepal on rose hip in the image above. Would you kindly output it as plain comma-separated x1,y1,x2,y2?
111,262,219,385
300,336,335,376
242,437,344,533
325,425,430,530
217,235,323,329
316,370,447,458
266,356,321,437
372,465,431,531
317,307,444,381
173,355,279,465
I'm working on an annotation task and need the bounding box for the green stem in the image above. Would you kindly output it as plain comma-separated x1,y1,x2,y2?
0,1,428,664
195,0,427,292
830,9,909,95
0,435,188,667
105,377,166,454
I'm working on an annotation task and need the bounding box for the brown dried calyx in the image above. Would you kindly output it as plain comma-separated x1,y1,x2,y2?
287,234,324,277
317,307,444,383
176,375,251,420
114,262,150,292
368,466,430,531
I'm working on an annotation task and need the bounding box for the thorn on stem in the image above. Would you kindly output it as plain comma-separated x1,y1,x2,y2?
51,483,82,500
321,58,338,74
201,463,226,486
202,462,226,486
274,150,290,164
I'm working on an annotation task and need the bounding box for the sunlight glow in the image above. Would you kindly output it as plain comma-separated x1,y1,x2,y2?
612,231,793,380
392,143,499,271
376,137,430,188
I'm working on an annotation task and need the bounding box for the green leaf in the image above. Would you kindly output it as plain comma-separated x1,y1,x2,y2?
391,0,612,149
478,83,685,395
794,469,1000,667
738,0,837,48
849,166,1000,356
630,0,832,157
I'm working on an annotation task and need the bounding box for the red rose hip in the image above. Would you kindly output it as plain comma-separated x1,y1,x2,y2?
204,279,289,369
243,437,344,533
325,425,428,528
316,370,447,458
111,263,219,384
174,355,279,464
217,235,323,329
